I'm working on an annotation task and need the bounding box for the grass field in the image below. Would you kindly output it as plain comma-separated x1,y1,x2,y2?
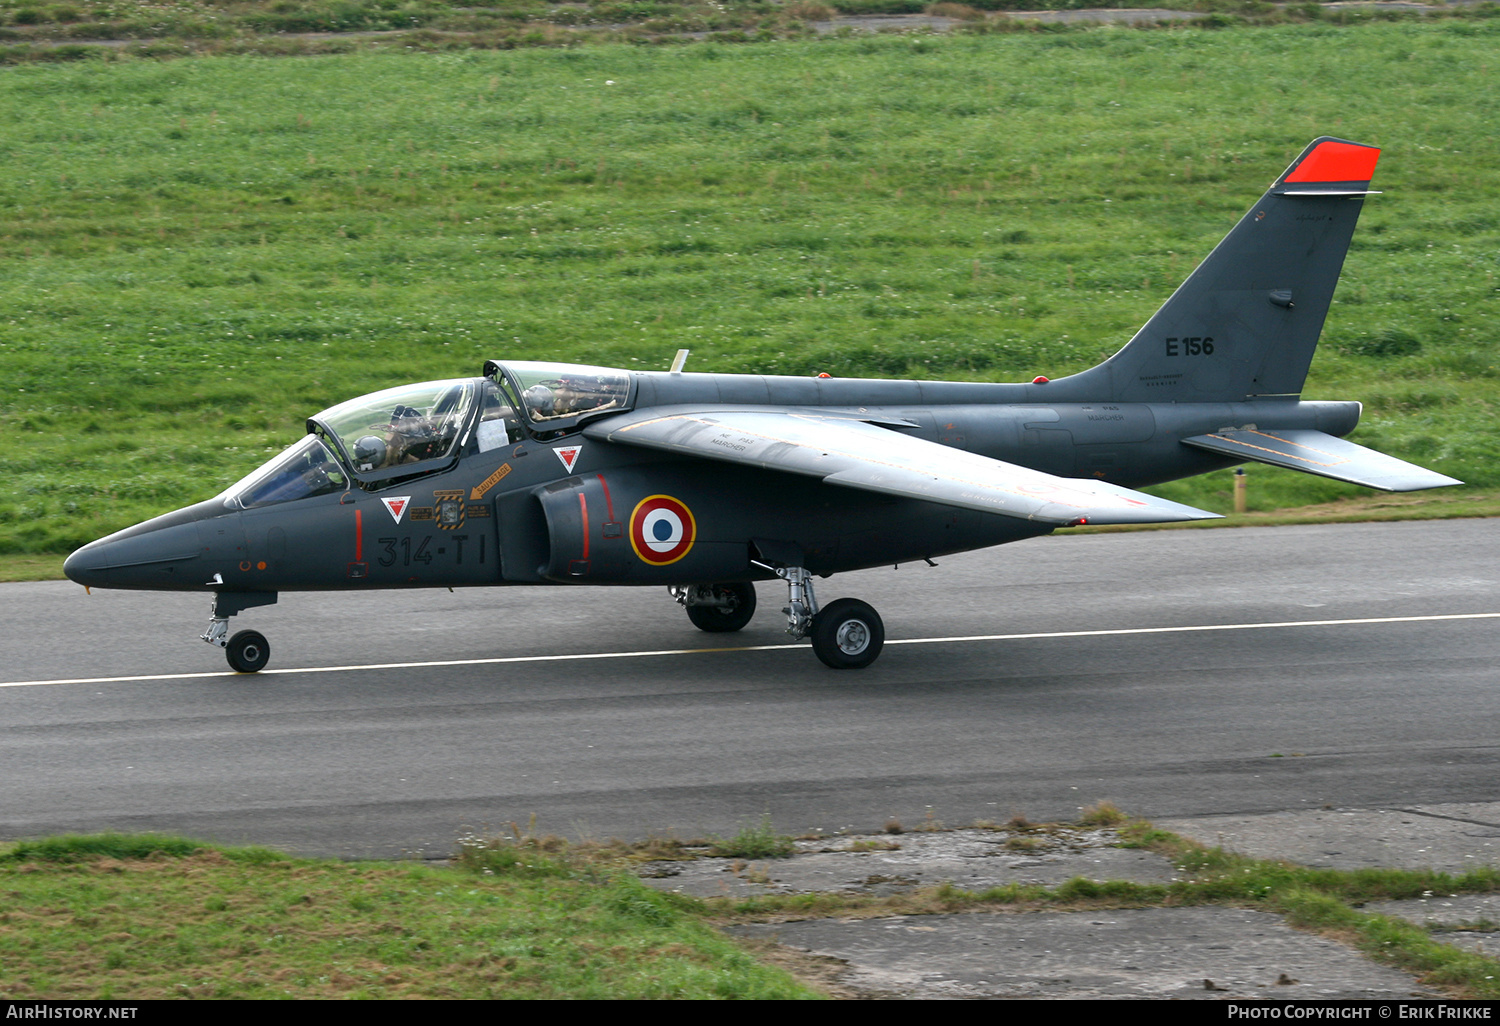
5,822,1500,999
2,17,1497,558
0,832,820,999
0,0,1457,64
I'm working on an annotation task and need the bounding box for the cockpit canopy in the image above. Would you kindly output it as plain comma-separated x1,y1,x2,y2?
485,360,633,431
224,434,348,510
314,378,479,475
220,379,483,510
219,362,635,510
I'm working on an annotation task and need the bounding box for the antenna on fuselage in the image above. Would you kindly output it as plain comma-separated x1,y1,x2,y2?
669,349,690,373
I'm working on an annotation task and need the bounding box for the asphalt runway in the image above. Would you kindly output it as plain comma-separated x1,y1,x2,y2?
2,519,1498,859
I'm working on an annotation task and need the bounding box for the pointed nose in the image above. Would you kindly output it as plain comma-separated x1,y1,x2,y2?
63,522,206,590
63,540,112,588
63,497,237,591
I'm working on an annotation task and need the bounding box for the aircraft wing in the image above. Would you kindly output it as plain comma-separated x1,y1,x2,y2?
587,407,1220,526
1181,429,1461,491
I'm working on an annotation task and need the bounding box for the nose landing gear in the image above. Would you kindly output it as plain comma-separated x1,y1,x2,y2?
225,630,270,673
200,591,279,673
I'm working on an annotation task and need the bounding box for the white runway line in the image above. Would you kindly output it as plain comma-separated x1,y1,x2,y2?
5,611,1498,689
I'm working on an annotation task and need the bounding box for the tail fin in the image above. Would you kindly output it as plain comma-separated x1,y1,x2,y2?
1062,138,1379,403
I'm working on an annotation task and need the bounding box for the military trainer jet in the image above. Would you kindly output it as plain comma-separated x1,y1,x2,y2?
64,137,1458,672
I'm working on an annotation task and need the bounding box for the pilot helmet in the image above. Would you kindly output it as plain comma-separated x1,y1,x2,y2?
523,384,556,417
352,434,388,472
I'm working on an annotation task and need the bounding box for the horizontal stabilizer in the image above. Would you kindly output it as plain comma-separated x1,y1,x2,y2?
591,407,1221,526
1181,429,1461,491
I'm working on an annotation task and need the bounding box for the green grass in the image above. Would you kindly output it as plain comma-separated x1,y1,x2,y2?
7,818,1500,998
0,552,67,581
708,816,797,859
0,0,1484,64
2,20,1498,556
0,832,820,999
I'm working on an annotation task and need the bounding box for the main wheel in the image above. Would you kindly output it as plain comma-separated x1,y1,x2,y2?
810,598,884,669
685,582,757,633
225,630,270,673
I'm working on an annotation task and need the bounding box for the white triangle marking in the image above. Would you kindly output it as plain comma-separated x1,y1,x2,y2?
381,496,412,524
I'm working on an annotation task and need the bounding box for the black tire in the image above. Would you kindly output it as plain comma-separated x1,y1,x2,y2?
685,582,757,633
226,630,270,673
810,598,884,669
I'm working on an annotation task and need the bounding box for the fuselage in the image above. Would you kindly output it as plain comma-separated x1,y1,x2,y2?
62,360,1362,596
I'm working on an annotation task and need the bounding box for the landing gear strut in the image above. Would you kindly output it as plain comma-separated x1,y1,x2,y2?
752,561,885,669
671,582,758,633
200,591,278,673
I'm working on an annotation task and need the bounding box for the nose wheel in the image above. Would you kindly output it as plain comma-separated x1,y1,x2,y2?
225,630,270,674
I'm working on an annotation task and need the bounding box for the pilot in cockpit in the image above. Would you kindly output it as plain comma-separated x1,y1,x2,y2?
522,376,615,422
350,404,441,471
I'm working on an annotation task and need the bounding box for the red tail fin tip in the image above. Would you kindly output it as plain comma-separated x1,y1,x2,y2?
1284,140,1380,184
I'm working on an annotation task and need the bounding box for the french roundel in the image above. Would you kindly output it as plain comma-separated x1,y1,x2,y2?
629,495,697,566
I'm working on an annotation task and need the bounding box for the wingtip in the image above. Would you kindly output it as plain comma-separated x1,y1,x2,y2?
1078,509,1222,526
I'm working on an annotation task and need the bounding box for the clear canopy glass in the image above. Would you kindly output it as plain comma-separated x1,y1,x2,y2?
224,435,348,509
501,362,631,426
314,379,478,473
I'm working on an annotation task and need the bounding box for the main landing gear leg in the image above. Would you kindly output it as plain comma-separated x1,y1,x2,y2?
670,583,758,633
751,562,885,670
200,591,278,674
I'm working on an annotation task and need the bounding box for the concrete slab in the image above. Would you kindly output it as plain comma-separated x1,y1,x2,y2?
1363,893,1500,958
730,906,1442,1000
1157,803,1500,872
639,826,1177,898
1367,893,1500,929
634,806,1500,998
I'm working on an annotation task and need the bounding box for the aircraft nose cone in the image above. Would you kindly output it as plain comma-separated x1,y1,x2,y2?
63,500,229,591
63,540,113,588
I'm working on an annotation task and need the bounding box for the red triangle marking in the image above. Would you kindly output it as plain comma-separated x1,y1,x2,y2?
381,496,412,523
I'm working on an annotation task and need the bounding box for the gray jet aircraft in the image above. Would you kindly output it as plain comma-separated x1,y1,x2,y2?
64,137,1459,672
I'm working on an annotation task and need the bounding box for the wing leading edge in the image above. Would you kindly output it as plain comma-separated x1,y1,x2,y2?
586,408,1220,526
